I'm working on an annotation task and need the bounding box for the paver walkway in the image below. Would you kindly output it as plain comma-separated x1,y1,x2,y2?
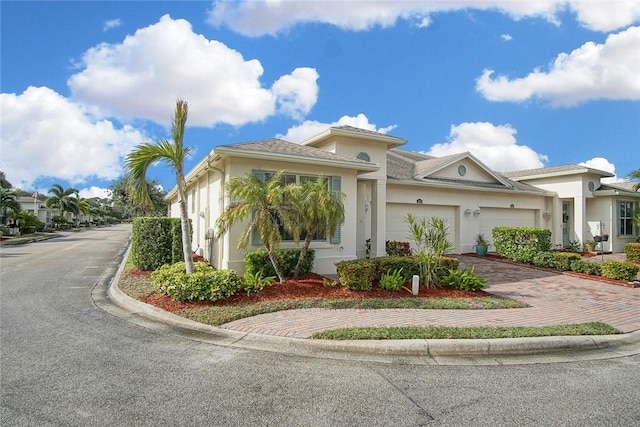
221,255,640,338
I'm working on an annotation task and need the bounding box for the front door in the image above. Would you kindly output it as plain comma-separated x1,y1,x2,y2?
562,201,571,248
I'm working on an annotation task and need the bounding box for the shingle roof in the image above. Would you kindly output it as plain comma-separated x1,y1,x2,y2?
598,182,640,194
332,125,405,142
215,138,376,166
503,164,614,179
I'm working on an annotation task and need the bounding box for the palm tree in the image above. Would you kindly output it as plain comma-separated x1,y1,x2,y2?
628,169,640,191
0,186,21,225
124,100,194,274
284,177,345,279
216,171,288,284
46,184,79,221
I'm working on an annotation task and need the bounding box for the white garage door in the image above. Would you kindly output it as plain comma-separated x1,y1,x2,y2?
479,208,535,241
386,204,457,251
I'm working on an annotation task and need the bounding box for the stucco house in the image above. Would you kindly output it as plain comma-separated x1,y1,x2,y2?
167,125,639,275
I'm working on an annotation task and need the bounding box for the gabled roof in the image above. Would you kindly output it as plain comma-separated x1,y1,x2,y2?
302,125,406,149
595,181,640,197
214,138,378,171
386,150,548,194
503,164,614,180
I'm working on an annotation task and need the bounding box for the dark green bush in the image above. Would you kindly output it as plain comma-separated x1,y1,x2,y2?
244,249,315,277
441,267,487,291
601,260,640,282
152,261,241,302
625,243,640,262
131,217,190,271
378,268,406,292
386,240,411,257
532,252,556,268
553,252,582,271
570,259,602,276
493,227,552,263
335,259,375,291
369,255,458,284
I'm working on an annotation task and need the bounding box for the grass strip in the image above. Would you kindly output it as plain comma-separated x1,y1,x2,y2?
311,322,620,340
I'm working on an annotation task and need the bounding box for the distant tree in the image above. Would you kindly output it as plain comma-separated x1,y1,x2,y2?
46,184,79,220
0,187,21,225
0,171,12,189
124,100,194,273
110,176,167,219
628,169,640,191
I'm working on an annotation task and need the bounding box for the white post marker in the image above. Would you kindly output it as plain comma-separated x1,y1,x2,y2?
412,275,420,295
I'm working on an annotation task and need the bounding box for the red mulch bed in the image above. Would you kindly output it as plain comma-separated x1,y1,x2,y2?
136,271,491,314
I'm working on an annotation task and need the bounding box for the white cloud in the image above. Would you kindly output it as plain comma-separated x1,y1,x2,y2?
425,122,548,172
277,113,396,143
500,33,513,41
207,1,640,36
579,157,622,183
68,14,319,127
79,186,112,199
103,18,122,32
476,26,640,106
0,86,145,190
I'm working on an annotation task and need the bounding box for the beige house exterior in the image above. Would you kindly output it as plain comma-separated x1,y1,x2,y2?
167,126,639,275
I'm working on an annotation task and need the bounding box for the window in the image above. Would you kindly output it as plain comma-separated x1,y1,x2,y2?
252,170,341,244
618,201,637,236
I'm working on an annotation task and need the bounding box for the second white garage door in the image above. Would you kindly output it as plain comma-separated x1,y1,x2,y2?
479,208,536,241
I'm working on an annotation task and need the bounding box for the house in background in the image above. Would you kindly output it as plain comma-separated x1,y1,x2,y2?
504,166,640,254
167,126,638,275
16,196,54,227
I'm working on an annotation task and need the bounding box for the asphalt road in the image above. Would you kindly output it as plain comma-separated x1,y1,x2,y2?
1,224,639,426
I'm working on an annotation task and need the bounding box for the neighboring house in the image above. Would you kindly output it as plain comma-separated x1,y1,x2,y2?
16,196,54,227
504,166,640,253
167,126,639,275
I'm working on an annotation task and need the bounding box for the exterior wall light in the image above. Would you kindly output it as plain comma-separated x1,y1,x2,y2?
473,208,481,217
416,198,423,204
543,211,551,220
464,208,472,217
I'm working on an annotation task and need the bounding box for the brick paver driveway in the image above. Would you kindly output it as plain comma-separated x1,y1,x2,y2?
222,256,640,338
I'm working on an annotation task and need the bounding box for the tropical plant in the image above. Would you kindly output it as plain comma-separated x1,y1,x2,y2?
406,214,453,288
283,176,345,278
110,176,168,219
46,183,79,221
441,266,487,291
378,268,405,292
0,186,21,225
475,234,489,249
242,271,276,296
124,100,194,273
627,168,640,191
216,171,288,283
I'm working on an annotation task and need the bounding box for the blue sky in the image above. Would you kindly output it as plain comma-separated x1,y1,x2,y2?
2,1,639,199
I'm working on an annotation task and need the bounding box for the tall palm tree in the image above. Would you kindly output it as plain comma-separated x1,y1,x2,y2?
46,184,79,221
284,177,345,279
0,186,21,225
216,171,288,284
124,100,194,274
628,169,640,191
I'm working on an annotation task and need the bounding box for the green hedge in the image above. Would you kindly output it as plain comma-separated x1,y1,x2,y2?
570,259,602,276
553,252,582,271
601,260,640,282
625,243,640,262
244,249,315,277
335,259,376,291
493,227,552,263
131,217,191,271
152,262,242,302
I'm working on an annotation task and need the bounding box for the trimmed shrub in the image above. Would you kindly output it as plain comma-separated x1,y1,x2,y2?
601,260,640,282
244,249,315,277
386,240,411,257
335,259,375,291
492,227,552,263
570,259,602,276
131,217,191,271
625,243,640,262
370,255,459,285
553,252,582,271
152,261,241,302
441,267,487,291
532,252,556,268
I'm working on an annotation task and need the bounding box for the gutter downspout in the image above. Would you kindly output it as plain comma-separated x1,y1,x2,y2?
207,155,225,269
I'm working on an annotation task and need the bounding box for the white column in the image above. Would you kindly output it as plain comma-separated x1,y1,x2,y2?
370,180,387,258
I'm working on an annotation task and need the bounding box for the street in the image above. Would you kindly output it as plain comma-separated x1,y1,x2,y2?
2,224,639,426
